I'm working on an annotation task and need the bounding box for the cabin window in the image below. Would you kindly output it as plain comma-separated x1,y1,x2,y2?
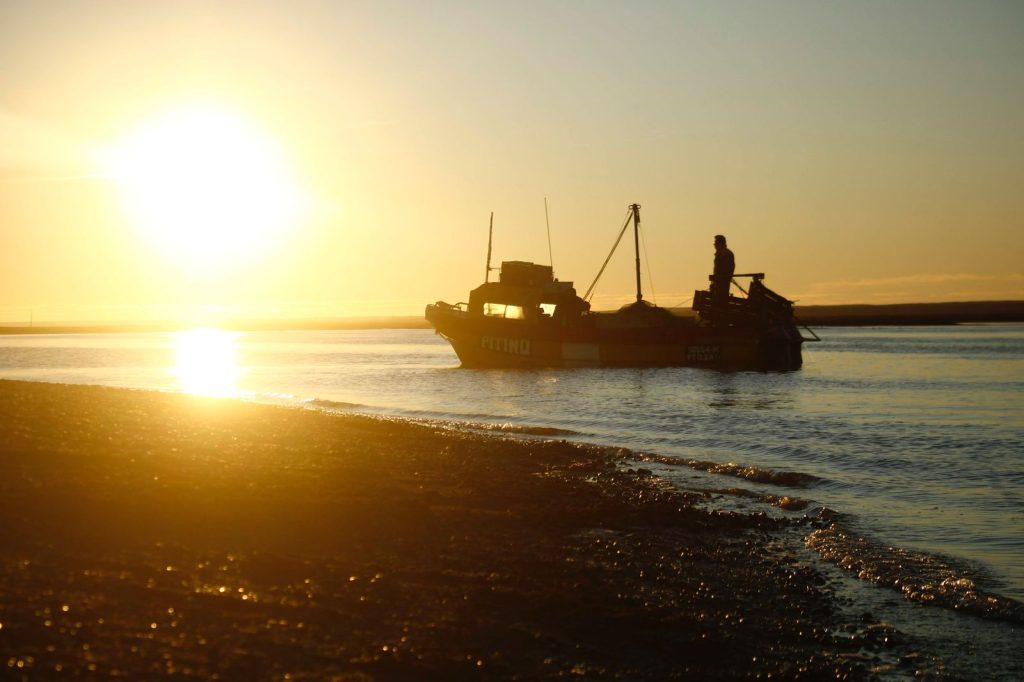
540,303,557,317
483,303,525,319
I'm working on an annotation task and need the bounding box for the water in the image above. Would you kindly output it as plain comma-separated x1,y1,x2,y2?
2,325,1022,609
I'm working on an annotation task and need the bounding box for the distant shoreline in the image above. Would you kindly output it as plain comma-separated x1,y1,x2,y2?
0,315,433,336
1,300,1022,335
791,300,1024,326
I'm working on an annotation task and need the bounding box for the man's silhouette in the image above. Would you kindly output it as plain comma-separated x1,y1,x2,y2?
712,234,734,308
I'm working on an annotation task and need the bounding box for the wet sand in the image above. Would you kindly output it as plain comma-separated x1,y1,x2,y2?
1,380,924,679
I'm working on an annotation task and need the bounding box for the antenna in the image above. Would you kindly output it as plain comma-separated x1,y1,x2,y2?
544,197,554,270
485,212,494,283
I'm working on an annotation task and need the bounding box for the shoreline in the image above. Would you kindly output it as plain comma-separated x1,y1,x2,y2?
0,380,923,678
1,380,1020,678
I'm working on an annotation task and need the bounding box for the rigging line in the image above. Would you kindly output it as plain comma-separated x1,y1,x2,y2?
794,314,822,342
639,222,656,304
583,208,633,302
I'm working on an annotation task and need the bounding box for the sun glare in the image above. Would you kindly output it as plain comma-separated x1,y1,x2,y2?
171,328,244,397
103,104,307,273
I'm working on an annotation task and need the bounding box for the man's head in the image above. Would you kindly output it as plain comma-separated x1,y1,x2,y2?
714,234,727,249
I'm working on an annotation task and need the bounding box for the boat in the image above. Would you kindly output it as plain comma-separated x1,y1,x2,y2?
425,204,813,370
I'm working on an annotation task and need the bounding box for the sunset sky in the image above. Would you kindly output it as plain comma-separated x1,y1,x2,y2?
1,1,1022,324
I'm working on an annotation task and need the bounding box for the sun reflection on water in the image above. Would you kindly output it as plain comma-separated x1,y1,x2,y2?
171,328,244,397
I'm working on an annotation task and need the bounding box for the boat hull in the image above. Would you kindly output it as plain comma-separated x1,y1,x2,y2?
425,304,802,371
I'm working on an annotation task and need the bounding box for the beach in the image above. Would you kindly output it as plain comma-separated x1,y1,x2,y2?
0,380,943,679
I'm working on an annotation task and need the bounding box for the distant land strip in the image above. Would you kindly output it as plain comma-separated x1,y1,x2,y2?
0,316,432,335
1,301,1023,335
791,300,1024,326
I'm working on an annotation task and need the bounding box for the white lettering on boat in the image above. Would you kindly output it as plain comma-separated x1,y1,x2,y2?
686,344,721,362
480,336,531,356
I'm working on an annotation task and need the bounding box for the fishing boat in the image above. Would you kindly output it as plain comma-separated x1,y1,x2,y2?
425,204,813,370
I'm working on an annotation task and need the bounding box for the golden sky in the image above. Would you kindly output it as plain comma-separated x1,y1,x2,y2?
1,1,1022,323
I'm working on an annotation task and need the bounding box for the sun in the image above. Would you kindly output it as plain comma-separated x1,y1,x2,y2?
103,104,307,274
170,327,244,397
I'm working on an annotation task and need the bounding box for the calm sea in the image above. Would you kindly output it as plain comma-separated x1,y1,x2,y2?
2,325,1022,610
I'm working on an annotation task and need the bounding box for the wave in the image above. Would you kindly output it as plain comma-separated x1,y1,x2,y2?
308,398,368,410
315,409,581,439
633,452,818,488
466,422,579,436
305,399,578,437
406,418,579,437
708,487,811,511
807,521,1024,625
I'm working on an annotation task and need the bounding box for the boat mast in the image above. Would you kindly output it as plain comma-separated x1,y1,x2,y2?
544,197,554,270
631,203,643,302
485,212,494,283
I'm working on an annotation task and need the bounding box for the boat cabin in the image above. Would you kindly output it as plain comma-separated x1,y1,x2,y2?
467,261,590,323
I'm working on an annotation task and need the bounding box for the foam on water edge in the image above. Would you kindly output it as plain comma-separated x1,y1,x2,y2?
807,519,1024,625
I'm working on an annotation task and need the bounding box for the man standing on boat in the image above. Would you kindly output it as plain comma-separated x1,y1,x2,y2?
712,234,735,309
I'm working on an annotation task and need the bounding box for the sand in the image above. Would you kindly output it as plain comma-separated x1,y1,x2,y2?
1,380,919,679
